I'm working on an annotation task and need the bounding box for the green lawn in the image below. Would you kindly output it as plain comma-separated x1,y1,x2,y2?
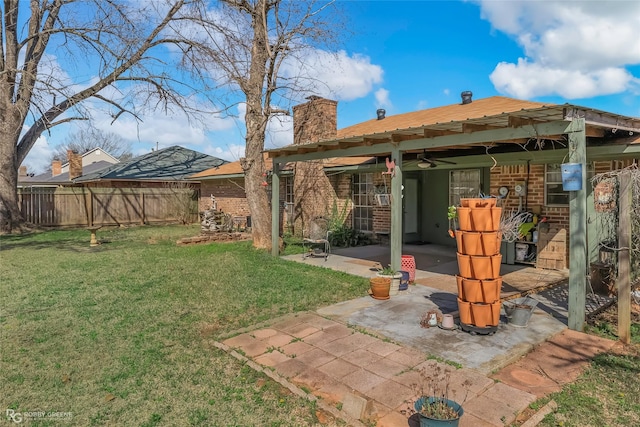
0,225,368,426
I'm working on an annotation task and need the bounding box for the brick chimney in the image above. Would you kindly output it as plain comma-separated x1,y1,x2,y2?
291,96,339,236
293,96,338,145
52,159,62,177
19,166,27,177
67,150,82,180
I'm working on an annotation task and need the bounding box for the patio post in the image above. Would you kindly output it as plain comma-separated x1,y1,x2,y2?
271,160,281,256
390,147,403,272
567,118,587,331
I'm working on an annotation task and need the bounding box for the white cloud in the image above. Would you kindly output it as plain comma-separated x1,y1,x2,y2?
202,143,245,162
21,134,53,174
477,0,640,99
491,59,635,99
374,88,392,110
283,49,384,102
265,114,293,149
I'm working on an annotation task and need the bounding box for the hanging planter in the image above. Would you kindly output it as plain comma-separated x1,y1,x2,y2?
457,207,472,231
460,232,482,255
480,231,502,256
469,254,502,280
470,207,502,232
456,276,482,302
480,278,502,303
469,301,501,328
457,298,472,325
456,253,473,278
456,276,502,303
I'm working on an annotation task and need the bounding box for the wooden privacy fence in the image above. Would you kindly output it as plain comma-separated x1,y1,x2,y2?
18,187,199,227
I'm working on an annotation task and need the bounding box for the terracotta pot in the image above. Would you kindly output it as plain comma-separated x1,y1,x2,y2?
470,301,501,327
401,255,416,283
455,230,464,253
469,206,502,232
461,198,496,208
457,276,483,302
457,298,472,325
369,277,390,299
461,231,482,255
456,253,473,278
469,254,502,280
480,231,502,256
457,207,472,231
480,277,502,302
491,207,502,231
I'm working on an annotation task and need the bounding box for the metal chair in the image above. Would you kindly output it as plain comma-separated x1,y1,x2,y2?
302,217,331,261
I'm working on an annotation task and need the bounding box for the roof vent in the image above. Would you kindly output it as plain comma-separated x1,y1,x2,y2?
376,109,386,120
461,91,473,105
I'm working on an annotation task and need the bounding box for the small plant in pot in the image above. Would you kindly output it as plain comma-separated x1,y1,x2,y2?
405,364,470,426
376,264,403,296
447,205,458,238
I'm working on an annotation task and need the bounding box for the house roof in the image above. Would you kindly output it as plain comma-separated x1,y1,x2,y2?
74,145,227,183
267,95,640,159
336,96,548,139
189,154,375,179
18,161,115,186
61,147,119,168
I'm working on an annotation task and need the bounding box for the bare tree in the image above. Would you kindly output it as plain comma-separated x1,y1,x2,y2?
51,126,133,163
0,0,214,232
184,0,342,250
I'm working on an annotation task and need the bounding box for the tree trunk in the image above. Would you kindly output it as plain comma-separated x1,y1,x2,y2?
0,113,25,232
242,0,273,250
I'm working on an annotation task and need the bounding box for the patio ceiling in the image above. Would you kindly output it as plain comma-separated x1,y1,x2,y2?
267,103,640,162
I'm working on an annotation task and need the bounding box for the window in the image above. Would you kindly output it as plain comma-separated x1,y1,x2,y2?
284,176,294,226
545,163,595,205
352,173,374,232
449,169,481,206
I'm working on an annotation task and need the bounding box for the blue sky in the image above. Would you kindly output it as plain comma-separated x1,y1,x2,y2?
24,0,640,173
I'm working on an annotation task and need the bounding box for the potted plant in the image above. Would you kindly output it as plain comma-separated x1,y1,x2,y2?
407,365,469,427
377,264,403,296
447,205,457,238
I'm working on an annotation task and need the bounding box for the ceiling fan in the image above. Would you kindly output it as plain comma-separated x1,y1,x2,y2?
417,150,457,169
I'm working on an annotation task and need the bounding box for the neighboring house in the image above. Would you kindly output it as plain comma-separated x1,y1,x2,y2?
60,147,119,174
18,148,119,187
190,154,376,232
18,146,227,227
75,145,227,187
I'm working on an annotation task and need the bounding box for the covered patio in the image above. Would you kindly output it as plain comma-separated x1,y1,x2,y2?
270,96,640,331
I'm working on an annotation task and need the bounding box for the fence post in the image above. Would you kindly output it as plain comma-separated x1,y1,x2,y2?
617,171,631,344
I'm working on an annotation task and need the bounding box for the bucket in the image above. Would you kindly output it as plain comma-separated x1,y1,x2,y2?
504,297,539,327
561,163,582,191
515,243,529,262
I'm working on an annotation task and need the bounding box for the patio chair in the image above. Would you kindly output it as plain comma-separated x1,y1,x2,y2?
302,217,331,261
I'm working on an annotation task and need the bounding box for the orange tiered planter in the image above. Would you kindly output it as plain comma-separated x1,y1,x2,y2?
456,199,502,332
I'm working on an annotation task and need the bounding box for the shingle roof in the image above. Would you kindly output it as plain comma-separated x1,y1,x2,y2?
75,146,227,182
335,96,549,139
18,161,115,185
190,155,375,179
267,95,640,158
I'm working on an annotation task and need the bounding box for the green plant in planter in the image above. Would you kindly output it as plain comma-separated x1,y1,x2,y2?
378,265,397,276
447,205,458,238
